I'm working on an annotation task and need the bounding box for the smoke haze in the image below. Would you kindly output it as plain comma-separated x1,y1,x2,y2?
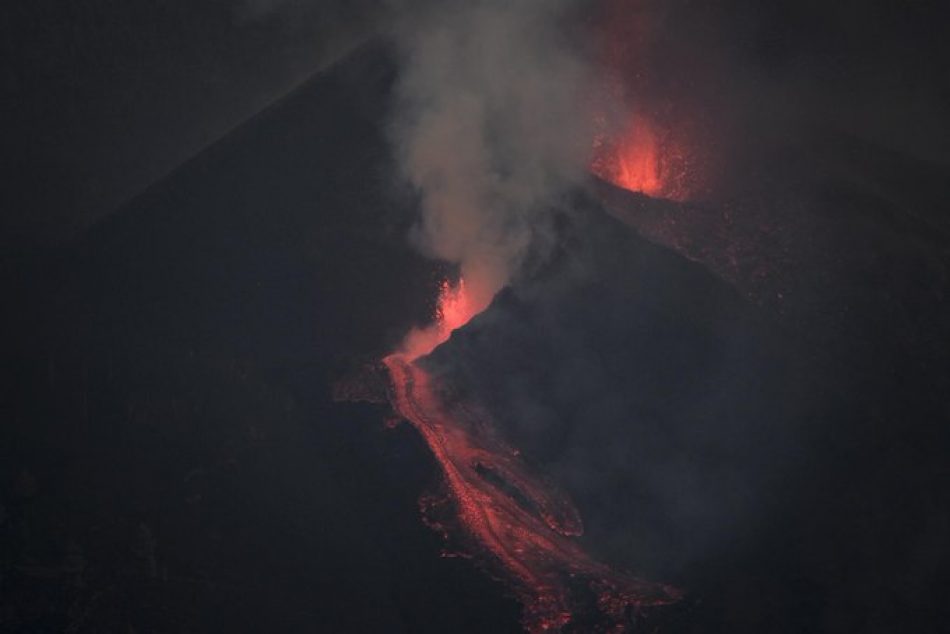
388,0,599,311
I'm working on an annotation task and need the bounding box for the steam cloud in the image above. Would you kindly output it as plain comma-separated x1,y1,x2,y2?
389,0,598,313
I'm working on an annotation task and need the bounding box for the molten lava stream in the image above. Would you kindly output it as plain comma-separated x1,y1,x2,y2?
382,278,679,630
382,356,680,631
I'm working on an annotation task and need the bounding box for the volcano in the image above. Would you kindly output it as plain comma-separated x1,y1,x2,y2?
3,31,949,634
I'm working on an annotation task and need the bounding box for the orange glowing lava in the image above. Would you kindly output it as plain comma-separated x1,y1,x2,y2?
591,114,691,202
588,0,703,202
592,116,662,197
435,277,472,336
401,278,478,360
382,355,681,632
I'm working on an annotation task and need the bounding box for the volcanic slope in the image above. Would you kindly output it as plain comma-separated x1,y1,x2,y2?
1,41,526,634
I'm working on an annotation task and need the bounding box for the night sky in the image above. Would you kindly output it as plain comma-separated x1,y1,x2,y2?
1,0,384,248
2,0,947,250
2,2,949,633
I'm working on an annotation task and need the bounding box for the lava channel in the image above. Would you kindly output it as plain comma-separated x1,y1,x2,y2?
382,353,681,632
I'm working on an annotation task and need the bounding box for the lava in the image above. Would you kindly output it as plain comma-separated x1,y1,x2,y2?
591,115,656,198
382,343,680,631
604,118,663,196
588,0,701,202
590,114,693,202
400,277,478,360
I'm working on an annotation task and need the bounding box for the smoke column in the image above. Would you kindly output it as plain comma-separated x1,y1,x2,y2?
389,0,598,321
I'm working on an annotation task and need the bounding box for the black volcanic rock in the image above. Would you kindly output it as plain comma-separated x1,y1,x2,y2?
422,179,950,631
424,197,809,575
1,41,522,634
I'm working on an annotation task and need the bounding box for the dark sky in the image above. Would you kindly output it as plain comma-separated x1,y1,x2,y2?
641,1,950,166
1,0,386,249
2,1,948,251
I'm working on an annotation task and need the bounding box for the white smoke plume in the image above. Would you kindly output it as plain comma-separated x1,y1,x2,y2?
389,0,599,314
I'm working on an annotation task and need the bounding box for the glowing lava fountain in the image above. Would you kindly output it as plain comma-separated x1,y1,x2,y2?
590,113,693,202
400,278,477,361
382,279,680,631
587,0,703,203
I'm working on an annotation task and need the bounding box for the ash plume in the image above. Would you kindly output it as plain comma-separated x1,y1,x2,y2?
388,0,598,312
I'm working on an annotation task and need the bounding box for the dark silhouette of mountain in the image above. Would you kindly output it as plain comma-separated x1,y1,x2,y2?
1,41,523,633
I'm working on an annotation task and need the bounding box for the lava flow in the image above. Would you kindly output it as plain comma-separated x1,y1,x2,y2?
381,279,680,631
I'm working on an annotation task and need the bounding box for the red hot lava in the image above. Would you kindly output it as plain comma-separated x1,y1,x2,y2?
591,113,692,202
401,278,478,360
588,0,705,202
382,278,680,631
382,355,680,631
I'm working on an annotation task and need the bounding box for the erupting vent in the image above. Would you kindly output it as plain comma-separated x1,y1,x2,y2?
401,278,479,360
591,114,692,202
588,0,705,203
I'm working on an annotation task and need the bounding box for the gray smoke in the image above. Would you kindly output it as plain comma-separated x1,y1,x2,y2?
389,0,599,312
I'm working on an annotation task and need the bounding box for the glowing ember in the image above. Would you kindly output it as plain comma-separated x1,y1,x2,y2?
592,116,662,197
382,355,680,631
435,277,472,335
588,0,702,202
401,277,478,360
591,114,691,202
